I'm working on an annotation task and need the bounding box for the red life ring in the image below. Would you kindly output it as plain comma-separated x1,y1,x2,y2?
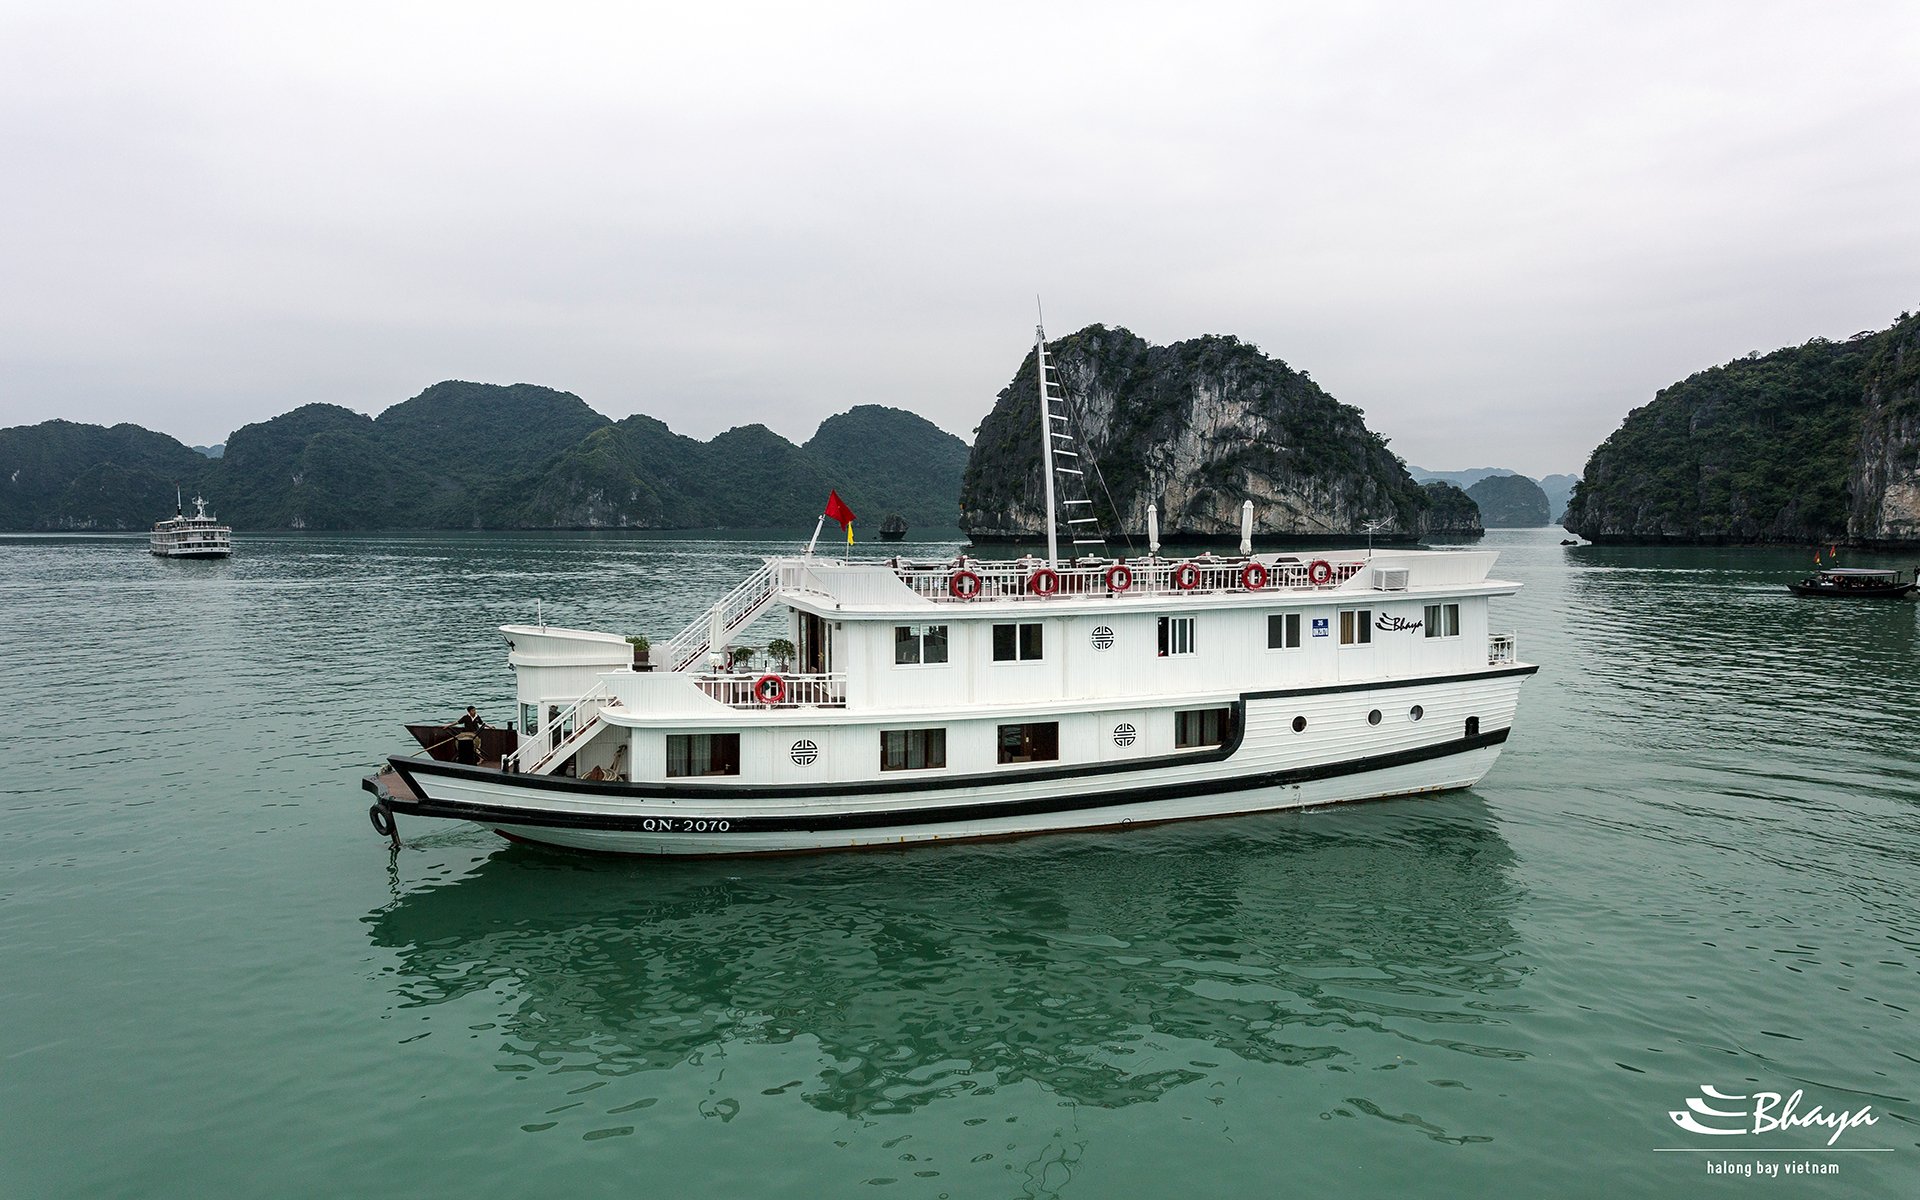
1105,563,1133,592
753,673,786,705
1307,559,1334,586
948,569,982,599
1241,561,1268,590
1172,562,1201,590
1028,567,1060,596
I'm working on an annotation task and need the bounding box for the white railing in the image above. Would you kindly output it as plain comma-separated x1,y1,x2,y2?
1488,633,1518,665
503,681,617,775
890,556,1365,602
694,672,847,709
659,561,780,672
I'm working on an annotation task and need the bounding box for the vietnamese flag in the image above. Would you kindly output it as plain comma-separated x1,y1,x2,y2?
825,490,856,545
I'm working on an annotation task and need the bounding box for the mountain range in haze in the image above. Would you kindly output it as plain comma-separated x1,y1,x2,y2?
1408,466,1578,524
0,382,970,534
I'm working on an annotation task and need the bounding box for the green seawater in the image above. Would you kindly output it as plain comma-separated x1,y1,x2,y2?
3,528,1916,1197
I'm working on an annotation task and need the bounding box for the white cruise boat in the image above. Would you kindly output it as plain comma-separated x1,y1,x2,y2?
150,494,233,558
363,328,1536,855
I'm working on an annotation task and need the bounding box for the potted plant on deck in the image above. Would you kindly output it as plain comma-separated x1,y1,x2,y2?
766,637,796,672
627,635,651,671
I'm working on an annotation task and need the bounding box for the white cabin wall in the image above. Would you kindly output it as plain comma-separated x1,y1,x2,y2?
839,597,1498,715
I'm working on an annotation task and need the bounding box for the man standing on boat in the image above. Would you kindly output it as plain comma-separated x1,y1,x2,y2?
454,705,489,764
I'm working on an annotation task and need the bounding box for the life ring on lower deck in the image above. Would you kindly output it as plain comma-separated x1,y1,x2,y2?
1105,563,1133,592
948,569,983,599
1241,561,1269,590
1028,567,1060,596
1306,558,1334,586
753,673,786,705
1172,561,1202,590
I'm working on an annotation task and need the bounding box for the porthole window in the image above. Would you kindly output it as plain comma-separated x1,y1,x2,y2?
1410,705,1424,721
1291,716,1307,733
1367,709,1382,726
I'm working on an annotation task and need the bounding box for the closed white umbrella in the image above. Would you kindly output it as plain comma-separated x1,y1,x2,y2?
708,602,727,671
1148,503,1161,555
1240,499,1254,557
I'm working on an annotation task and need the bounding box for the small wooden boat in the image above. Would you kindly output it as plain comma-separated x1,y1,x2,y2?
1787,567,1917,599
406,723,519,766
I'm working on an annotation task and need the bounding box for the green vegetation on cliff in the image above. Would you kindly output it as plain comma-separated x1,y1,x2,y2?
1,383,970,532
1466,474,1551,527
0,420,211,530
1565,312,1920,544
1420,482,1484,537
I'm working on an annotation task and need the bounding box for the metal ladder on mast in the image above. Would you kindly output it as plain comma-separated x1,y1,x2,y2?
1033,325,1108,562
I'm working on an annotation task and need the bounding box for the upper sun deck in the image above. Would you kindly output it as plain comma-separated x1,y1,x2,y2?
771,549,1514,618
651,548,1516,674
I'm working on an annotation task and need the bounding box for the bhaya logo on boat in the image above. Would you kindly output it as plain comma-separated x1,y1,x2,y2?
1669,1086,1877,1147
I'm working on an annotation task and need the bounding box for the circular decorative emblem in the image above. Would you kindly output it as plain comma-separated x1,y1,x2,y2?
1091,626,1115,651
790,739,819,766
1113,722,1137,747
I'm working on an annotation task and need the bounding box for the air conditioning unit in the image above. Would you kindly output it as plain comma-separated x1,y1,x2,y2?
1372,568,1409,592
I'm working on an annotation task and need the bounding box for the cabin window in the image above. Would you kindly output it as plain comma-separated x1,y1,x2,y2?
997,722,1059,764
1267,613,1301,649
666,733,740,778
520,703,537,735
992,622,1044,662
1175,706,1232,748
1423,603,1461,638
881,728,947,771
894,624,950,665
1157,615,1196,657
1339,609,1373,645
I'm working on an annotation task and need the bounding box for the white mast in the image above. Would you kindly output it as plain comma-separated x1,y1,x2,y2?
1035,324,1059,567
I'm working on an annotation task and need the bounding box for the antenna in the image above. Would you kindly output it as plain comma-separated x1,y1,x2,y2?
1362,517,1394,558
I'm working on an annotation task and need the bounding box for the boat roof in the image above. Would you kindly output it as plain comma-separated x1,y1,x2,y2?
1817,568,1898,578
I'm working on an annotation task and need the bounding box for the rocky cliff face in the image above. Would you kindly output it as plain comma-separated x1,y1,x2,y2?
1467,473,1551,527
1846,319,1920,544
1564,312,1920,546
960,326,1433,545
1419,482,1484,537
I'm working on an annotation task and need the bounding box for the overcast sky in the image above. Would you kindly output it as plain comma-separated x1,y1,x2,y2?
2,2,1916,478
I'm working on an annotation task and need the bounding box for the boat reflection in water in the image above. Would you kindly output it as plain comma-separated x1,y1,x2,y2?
364,800,1525,1151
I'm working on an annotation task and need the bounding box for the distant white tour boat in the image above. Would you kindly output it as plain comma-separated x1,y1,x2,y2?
150,493,232,558
363,325,1537,855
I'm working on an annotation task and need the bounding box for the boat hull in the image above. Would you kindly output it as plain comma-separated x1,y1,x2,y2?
489,743,1501,855
365,670,1532,856
1786,582,1915,599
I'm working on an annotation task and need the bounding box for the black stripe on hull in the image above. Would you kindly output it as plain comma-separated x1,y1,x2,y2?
366,727,1511,835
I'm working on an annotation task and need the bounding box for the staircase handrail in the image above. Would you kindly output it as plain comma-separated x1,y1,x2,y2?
659,561,781,672
502,680,613,774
